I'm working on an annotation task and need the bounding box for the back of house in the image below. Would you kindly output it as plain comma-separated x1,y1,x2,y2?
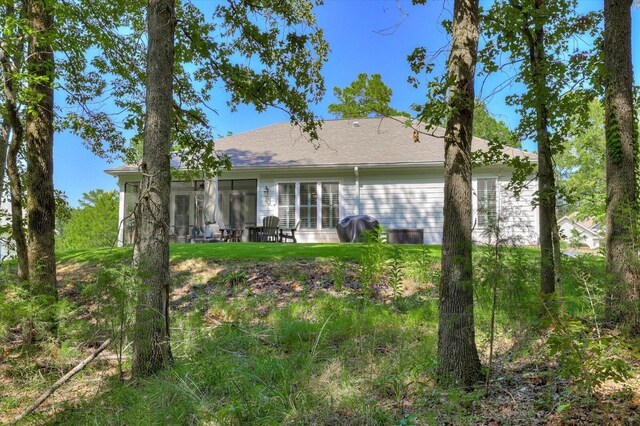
106,117,539,245
0,199,13,260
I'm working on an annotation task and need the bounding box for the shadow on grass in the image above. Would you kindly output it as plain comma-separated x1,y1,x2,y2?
44,291,440,425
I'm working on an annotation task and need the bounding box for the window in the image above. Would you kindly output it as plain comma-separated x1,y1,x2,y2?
477,178,497,227
321,182,339,229
278,183,295,228
277,181,340,231
300,183,318,229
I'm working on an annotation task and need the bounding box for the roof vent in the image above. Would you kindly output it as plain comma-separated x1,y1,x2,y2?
352,121,359,128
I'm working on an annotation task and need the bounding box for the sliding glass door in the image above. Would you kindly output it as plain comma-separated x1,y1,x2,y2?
218,179,257,229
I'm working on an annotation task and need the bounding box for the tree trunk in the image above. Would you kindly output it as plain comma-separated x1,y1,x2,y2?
132,0,175,376
437,0,483,387
6,120,28,282
551,201,563,301
603,0,639,332
530,0,556,308
0,2,28,280
25,0,56,299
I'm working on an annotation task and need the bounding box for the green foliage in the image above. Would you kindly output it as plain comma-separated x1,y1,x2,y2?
478,0,600,190
546,256,632,396
547,321,632,395
473,101,520,148
358,226,387,295
0,275,73,344
556,101,607,223
219,269,247,286
54,0,328,173
386,246,405,299
82,264,137,379
57,189,119,252
403,244,439,287
328,257,347,292
328,73,409,119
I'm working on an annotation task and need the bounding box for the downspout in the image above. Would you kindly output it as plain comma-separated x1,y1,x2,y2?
354,166,360,215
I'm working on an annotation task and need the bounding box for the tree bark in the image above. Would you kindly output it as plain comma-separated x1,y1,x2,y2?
132,0,175,376
0,1,29,280
437,0,483,387
604,0,639,332
531,0,557,305
6,118,28,282
551,201,563,301
25,0,56,299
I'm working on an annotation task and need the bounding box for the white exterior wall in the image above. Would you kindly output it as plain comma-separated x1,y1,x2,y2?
473,168,539,245
114,165,539,246
0,199,13,259
358,167,444,244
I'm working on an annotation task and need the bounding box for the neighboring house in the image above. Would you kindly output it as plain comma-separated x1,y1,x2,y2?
106,117,539,245
558,213,603,249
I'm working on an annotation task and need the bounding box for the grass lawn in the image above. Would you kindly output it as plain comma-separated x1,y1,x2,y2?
55,242,442,265
2,243,638,425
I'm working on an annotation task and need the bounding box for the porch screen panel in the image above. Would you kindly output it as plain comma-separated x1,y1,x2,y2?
321,182,339,229
217,180,232,228
217,179,257,229
477,178,497,227
278,183,295,228
300,183,317,229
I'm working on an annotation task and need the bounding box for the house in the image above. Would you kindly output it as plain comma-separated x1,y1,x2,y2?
106,117,539,245
0,198,13,260
558,213,603,249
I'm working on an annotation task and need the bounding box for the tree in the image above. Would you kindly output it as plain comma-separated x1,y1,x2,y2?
437,0,483,386
0,1,29,281
481,0,599,306
474,101,520,148
57,190,119,251
131,0,176,376
25,0,56,299
328,73,409,118
127,0,327,375
603,0,639,331
556,101,606,223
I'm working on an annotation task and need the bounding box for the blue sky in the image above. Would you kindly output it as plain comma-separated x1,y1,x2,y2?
54,0,640,206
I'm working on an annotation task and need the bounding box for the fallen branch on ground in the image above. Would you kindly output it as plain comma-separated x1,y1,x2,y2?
14,338,112,423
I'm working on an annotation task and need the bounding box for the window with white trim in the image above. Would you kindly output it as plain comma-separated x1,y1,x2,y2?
321,182,339,229
277,183,295,229
300,182,318,229
477,178,497,227
276,181,340,230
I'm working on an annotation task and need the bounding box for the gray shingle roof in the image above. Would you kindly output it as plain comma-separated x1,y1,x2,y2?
105,117,536,175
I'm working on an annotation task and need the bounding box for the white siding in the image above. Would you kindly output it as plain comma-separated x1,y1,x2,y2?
113,165,540,246
472,170,539,245
358,168,445,244
0,199,13,258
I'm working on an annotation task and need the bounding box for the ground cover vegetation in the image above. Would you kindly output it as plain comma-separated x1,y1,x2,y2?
1,238,638,424
1,0,640,423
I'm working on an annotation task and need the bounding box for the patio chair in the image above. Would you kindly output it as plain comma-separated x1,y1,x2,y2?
279,221,300,243
258,216,280,242
229,228,244,242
